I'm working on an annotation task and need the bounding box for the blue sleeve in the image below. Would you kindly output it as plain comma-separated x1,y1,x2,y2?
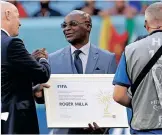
113,53,131,88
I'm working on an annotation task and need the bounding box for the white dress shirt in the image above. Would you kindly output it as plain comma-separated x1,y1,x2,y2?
1,28,10,36
71,41,90,74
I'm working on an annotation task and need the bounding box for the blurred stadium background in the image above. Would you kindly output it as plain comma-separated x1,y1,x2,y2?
6,0,161,134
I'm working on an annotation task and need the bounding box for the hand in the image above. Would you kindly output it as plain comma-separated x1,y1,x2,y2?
32,48,48,60
83,122,108,134
34,83,50,98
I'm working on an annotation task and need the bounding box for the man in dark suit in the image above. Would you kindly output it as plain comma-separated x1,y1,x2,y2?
35,10,116,134
1,1,51,134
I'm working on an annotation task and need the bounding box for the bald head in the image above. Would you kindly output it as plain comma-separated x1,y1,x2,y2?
1,1,17,19
67,10,92,26
1,1,21,37
145,2,162,28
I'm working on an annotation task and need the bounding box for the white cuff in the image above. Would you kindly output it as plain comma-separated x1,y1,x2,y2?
39,58,47,62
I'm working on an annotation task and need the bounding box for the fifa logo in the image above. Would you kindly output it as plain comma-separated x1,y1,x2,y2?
97,90,114,117
57,85,67,88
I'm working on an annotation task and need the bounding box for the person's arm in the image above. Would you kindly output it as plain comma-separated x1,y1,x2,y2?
113,53,132,108
113,85,131,108
7,38,51,84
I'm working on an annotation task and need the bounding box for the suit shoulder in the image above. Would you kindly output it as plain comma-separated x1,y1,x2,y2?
2,36,23,50
96,47,115,57
1,34,13,44
49,47,66,58
8,37,24,45
7,38,24,49
11,38,23,43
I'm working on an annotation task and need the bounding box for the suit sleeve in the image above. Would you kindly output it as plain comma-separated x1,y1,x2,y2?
33,56,52,104
107,54,117,74
7,38,51,84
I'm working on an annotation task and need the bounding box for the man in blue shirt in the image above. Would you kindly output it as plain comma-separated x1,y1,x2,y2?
113,2,162,134
113,53,162,134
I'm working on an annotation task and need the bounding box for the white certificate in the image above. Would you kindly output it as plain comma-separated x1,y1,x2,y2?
44,74,128,128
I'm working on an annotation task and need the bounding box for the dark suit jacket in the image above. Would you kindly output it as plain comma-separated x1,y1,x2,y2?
1,30,51,134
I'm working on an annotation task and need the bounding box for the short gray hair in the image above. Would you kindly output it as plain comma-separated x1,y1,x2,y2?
145,2,162,25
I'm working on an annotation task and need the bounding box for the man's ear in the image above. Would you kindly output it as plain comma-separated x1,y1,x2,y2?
86,23,92,32
145,24,150,32
5,10,11,21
